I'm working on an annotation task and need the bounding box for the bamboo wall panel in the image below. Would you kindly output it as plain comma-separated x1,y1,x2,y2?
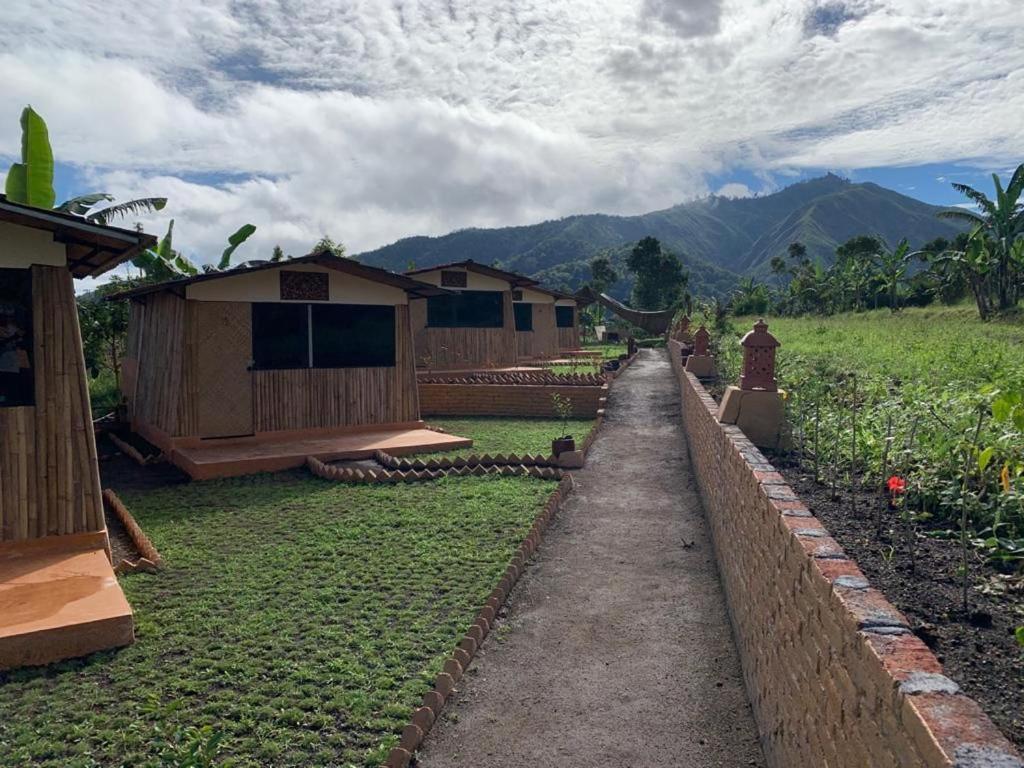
129,292,188,436
0,266,103,541
516,303,558,359
252,304,419,432
410,293,517,369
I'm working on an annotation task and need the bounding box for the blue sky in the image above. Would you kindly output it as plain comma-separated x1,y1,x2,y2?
3,0,1022,285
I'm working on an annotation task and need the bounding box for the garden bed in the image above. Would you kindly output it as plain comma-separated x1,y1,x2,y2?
0,470,557,767
774,455,1024,751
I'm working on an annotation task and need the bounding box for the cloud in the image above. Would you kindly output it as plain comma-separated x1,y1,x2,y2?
716,182,753,198
2,0,1022,279
638,0,723,38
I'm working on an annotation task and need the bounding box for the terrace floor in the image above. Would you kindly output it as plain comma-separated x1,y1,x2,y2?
0,532,134,671
418,349,766,767
172,426,472,480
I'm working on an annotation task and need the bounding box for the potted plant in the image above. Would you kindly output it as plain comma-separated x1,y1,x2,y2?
551,393,575,456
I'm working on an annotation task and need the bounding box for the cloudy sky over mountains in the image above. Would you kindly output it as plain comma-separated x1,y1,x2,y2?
2,0,1022,272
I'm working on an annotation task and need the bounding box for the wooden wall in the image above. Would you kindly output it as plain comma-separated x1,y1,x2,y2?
558,307,581,350
0,265,103,541
127,299,419,439
252,304,419,431
124,292,191,437
410,293,517,369
515,303,559,360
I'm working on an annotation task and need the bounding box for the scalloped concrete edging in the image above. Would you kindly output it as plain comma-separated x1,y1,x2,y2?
381,474,575,768
667,339,1022,768
307,455,566,483
102,489,162,573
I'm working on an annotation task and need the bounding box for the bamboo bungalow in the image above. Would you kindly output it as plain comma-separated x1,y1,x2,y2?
0,195,151,670
405,260,581,368
404,260,529,369
113,254,471,479
512,286,582,360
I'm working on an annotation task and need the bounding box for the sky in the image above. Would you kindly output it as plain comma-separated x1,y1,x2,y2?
1,0,1022,289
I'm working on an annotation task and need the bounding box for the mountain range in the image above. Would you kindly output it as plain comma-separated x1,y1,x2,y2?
356,174,965,299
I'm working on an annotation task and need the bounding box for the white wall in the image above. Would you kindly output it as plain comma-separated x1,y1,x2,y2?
185,263,408,305
412,267,511,293
515,287,555,304
0,221,67,268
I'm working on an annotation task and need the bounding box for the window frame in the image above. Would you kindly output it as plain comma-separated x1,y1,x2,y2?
513,301,533,332
555,305,575,328
426,290,505,329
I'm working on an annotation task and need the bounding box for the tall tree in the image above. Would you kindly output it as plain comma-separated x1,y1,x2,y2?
626,236,688,310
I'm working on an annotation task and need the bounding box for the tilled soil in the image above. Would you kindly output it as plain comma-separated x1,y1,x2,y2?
416,349,765,768
775,455,1024,751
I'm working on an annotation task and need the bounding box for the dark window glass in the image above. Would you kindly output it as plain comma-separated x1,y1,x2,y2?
513,302,533,331
252,303,309,369
427,291,503,328
0,268,34,407
555,305,574,328
312,304,395,368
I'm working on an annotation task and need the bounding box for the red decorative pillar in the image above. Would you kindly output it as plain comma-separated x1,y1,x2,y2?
693,326,710,356
739,319,780,392
717,319,785,449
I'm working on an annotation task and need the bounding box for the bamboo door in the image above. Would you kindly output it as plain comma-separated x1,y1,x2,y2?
194,301,254,438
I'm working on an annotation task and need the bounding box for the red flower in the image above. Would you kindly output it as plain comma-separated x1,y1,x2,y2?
887,476,906,495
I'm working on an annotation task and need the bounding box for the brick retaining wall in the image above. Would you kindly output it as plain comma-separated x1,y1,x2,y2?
668,340,1021,768
419,383,606,418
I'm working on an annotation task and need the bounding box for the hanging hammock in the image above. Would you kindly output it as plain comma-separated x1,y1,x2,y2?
575,287,676,335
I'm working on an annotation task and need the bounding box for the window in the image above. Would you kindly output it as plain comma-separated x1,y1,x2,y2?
556,305,575,328
0,268,35,407
427,291,503,328
252,302,397,370
252,303,309,369
513,302,533,332
312,304,395,367
440,270,468,288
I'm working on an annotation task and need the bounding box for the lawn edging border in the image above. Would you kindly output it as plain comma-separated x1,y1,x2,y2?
382,474,576,768
667,339,1022,768
102,489,162,572
306,455,566,483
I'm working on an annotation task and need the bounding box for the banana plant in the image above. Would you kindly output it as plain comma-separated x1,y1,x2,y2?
134,219,257,279
4,105,166,222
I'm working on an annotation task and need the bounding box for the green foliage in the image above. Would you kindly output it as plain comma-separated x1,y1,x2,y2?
0,472,555,766
4,106,55,208
219,223,258,269
313,234,346,258
726,307,1024,571
550,393,574,438
626,236,689,310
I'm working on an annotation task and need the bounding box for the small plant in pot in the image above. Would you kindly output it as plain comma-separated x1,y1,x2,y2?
551,393,575,456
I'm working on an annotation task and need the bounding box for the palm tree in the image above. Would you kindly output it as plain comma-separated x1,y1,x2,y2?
939,165,1024,311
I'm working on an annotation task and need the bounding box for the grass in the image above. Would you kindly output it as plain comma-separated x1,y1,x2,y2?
421,417,596,459
0,472,556,767
719,304,1024,546
582,341,628,359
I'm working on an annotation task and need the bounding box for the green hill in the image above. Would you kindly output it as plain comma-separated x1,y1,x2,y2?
356,174,965,297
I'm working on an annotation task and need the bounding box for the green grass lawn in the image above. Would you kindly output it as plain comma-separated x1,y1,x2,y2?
421,417,596,459
0,472,555,767
582,341,628,359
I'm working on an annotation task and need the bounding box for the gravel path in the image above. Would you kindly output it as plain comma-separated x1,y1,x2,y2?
416,348,766,767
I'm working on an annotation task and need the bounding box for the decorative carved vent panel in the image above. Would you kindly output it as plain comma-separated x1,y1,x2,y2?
440,270,467,288
280,271,329,301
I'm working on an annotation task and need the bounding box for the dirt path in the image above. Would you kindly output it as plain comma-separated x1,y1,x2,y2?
416,349,765,768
